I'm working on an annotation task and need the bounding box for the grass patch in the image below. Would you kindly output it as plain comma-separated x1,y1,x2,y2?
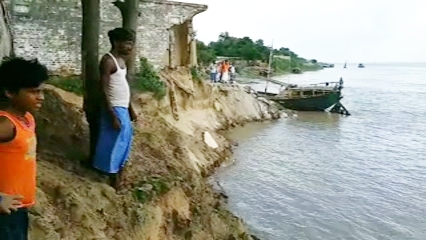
133,177,171,204
48,76,83,95
132,57,167,100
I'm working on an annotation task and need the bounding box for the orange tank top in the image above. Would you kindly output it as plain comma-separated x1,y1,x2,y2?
0,111,37,208
221,63,229,73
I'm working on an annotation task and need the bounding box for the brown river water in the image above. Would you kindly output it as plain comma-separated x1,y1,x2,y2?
216,63,426,240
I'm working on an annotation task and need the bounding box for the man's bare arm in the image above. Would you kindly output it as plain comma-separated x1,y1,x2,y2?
125,73,137,122
99,55,117,120
0,116,15,142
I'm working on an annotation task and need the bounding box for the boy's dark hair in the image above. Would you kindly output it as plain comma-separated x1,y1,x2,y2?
108,28,136,47
0,57,49,99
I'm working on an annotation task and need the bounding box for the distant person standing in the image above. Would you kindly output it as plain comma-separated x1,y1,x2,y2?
221,60,230,83
93,28,138,190
230,63,236,83
209,62,217,83
216,62,222,82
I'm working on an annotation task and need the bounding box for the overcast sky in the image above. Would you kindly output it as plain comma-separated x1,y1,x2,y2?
180,0,426,63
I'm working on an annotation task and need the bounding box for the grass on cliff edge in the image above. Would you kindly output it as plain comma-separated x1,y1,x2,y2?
132,57,167,100
48,76,84,95
133,176,171,204
47,58,167,100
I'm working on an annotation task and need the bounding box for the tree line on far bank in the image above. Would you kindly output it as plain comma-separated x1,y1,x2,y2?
196,32,320,73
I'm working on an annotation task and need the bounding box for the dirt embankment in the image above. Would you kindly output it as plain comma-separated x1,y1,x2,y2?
31,68,280,240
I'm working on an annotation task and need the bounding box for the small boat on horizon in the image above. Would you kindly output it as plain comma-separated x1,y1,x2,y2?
358,63,365,68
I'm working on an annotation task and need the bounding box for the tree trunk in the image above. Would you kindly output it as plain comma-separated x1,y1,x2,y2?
81,0,100,163
113,0,138,80
0,0,15,59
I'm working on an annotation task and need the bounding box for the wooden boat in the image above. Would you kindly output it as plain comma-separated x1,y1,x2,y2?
258,78,350,115
260,44,350,115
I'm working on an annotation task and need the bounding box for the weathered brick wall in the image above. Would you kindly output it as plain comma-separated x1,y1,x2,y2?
6,0,206,75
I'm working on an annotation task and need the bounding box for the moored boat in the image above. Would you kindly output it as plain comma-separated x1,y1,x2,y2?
257,78,350,115
259,44,350,115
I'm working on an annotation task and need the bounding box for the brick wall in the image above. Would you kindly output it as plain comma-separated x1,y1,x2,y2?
6,0,207,75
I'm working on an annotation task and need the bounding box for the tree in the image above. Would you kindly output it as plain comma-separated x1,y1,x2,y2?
218,32,230,41
81,0,100,162
196,40,216,65
0,0,15,58
241,45,260,62
113,0,138,79
255,39,264,46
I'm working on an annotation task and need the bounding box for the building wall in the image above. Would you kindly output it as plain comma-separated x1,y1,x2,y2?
7,0,207,75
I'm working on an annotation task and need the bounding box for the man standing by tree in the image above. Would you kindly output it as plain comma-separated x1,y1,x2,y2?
92,28,137,190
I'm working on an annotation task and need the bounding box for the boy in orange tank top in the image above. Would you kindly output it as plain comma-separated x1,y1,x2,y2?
0,57,48,240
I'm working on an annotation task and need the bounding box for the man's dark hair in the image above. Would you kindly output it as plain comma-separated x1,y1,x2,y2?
108,28,136,47
0,57,49,99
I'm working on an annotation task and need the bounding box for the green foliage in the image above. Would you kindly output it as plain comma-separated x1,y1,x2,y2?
196,32,321,74
48,76,84,95
272,58,322,74
190,66,202,82
133,57,167,100
196,40,216,65
272,58,292,73
133,177,170,204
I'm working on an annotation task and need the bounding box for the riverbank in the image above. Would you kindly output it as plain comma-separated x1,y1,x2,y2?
236,60,323,79
32,68,280,239
194,60,323,81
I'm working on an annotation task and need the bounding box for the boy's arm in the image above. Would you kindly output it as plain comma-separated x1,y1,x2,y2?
0,116,15,143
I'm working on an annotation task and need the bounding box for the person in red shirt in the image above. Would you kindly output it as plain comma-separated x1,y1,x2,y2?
0,57,48,240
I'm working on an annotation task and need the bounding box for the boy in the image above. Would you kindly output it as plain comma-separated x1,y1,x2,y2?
0,57,49,240
92,28,137,190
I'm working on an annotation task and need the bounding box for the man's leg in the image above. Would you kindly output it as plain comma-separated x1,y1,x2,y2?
107,107,133,191
109,169,125,190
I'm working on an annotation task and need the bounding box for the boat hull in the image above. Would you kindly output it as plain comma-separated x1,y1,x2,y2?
272,92,341,111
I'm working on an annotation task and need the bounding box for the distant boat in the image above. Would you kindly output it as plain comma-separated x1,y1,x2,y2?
291,68,302,74
358,63,365,68
321,63,334,68
343,62,347,68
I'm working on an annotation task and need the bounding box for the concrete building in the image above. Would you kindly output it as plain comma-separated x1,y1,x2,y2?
4,0,207,75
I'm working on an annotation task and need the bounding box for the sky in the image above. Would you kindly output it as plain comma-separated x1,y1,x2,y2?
180,0,426,63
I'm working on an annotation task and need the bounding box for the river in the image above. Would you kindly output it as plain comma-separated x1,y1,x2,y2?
216,63,426,240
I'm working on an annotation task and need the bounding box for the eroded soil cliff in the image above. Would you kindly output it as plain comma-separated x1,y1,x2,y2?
31,68,280,240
